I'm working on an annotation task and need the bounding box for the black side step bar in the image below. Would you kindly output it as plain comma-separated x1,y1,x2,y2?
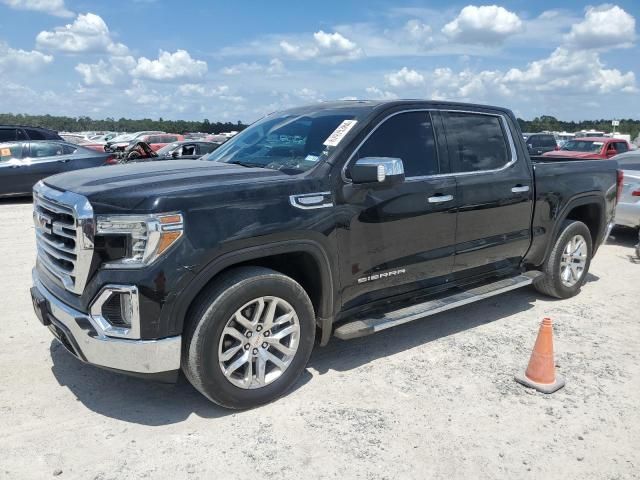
334,271,542,340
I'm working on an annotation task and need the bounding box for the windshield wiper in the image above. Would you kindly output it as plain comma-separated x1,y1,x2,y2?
225,160,265,169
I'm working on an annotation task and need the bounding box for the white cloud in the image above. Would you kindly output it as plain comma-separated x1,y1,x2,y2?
503,47,636,93
36,13,128,54
177,83,244,103
565,4,636,50
222,58,284,75
75,55,135,86
442,5,523,44
385,67,425,88
365,86,399,100
1,0,73,17
280,30,363,62
404,19,433,46
131,49,208,81
0,41,53,73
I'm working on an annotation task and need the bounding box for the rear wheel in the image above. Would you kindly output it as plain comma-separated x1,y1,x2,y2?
534,220,592,299
182,267,315,409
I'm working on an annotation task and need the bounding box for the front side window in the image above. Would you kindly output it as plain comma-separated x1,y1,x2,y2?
25,129,47,140
442,112,510,173
613,142,629,153
28,142,65,159
355,111,439,177
204,106,372,174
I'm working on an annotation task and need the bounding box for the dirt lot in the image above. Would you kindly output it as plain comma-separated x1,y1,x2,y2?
1,198,639,480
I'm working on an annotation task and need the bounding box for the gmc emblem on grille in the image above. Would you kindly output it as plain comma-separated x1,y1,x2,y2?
34,211,53,235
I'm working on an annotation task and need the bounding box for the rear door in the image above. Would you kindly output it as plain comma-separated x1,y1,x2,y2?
337,110,458,308
441,110,534,278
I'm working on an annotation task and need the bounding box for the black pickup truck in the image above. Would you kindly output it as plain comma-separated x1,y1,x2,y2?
30,100,621,408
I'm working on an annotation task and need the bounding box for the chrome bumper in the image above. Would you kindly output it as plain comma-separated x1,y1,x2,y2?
32,270,181,374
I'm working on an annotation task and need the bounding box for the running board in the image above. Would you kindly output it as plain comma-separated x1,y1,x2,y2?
334,272,542,340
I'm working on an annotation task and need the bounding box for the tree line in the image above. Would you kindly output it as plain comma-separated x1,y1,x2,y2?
0,113,247,135
517,115,640,141
1,112,638,142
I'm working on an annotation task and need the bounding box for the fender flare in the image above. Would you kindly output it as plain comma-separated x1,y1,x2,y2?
542,193,606,262
170,239,335,333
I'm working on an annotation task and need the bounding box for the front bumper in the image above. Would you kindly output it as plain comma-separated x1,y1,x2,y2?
32,270,181,374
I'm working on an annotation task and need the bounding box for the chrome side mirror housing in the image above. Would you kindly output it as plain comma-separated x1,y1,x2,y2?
350,157,405,185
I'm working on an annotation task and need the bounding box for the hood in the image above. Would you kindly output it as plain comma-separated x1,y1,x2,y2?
44,160,286,212
543,150,603,159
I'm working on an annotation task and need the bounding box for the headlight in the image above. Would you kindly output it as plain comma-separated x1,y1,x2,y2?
96,213,184,268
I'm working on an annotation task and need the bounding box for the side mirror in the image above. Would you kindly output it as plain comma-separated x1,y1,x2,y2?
606,147,617,157
171,150,180,158
350,157,405,185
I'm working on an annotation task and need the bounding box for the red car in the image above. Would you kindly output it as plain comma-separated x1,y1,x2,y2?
543,137,631,160
137,133,184,151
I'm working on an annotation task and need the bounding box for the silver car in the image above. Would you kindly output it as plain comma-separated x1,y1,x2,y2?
614,150,640,230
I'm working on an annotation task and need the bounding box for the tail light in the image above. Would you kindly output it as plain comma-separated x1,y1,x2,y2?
616,170,624,202
632,189,640,197
105,155,118,165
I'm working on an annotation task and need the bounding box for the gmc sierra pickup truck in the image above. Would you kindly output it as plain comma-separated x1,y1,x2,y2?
30,100,621,408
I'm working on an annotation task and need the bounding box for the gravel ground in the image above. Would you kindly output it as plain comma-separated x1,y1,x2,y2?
1,198,639,480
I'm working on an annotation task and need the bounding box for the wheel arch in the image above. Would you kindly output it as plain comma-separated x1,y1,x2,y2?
171,240,336,337
543,194,606,263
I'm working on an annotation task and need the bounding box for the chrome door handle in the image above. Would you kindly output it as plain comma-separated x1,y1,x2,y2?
428,194,454,203
511,185,530,193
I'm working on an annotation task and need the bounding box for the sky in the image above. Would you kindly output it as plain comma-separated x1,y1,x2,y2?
0,0,638,123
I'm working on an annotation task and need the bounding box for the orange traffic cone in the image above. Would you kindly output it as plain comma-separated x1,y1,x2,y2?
515,318,565,393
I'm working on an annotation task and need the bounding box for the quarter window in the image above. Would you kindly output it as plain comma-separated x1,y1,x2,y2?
355,111,439,177
442,112,510,173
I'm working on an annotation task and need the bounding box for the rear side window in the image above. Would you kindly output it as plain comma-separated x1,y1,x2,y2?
356,111,439,177
62,144,77,155
0,143,23,162
165,135,180,143
442,112,510,173
0,128,17,142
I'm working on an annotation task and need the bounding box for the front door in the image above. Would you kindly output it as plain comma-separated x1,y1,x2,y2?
440,111,534,278
336,110,458,309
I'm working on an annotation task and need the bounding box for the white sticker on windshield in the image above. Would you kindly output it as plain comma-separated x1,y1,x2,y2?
305,154,320,162
323,120,358,147
593,142,604,146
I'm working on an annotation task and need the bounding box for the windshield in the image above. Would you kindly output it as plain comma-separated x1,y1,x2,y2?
202,105,372,174
561,140,604,153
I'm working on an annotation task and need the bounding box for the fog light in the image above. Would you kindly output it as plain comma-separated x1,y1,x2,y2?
90,285,140,339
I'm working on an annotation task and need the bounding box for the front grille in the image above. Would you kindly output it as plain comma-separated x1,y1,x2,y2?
33,182,94,295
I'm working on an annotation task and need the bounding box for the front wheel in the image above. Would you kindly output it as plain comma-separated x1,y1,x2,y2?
182,267,315,409
534,220,593,299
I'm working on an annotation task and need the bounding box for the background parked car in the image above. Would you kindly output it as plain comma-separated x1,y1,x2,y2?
613,150,640,230
523,133,558,155
0,125,62,142
154,140,222,160
543,137,631,160
104,131,164,152
136,133,185,151
0,141,112,197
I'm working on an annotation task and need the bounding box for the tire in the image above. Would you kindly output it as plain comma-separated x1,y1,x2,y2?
534,220,593,299
182,266,315,409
